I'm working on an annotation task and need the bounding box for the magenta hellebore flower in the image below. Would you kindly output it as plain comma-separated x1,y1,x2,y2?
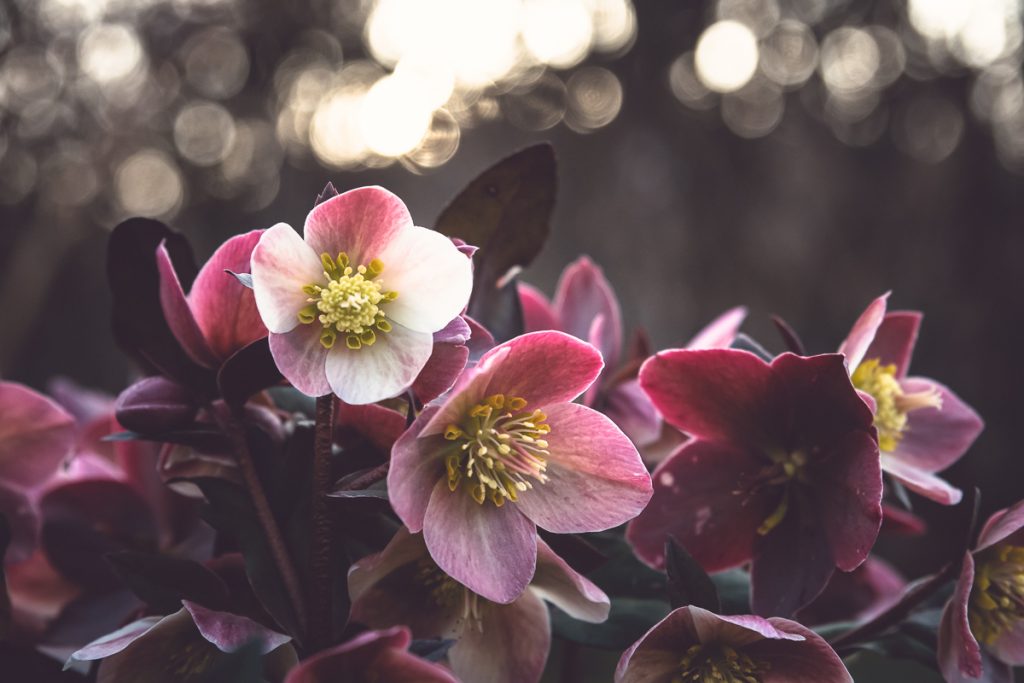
616,605,853,683
839,294,984,505
627,349,882,617
518,256,747,448
389,330,653,603
938,500,1024,683
0,381,75,563
251,186,473,404
285,626,458,683
348,527,609,683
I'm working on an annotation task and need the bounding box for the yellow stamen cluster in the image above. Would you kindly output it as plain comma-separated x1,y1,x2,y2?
755,450,806,536
674,643,767,683
298,252,398,350
415,558,484,631
443,394,551,507
969,543,1024,645
852,358,942,451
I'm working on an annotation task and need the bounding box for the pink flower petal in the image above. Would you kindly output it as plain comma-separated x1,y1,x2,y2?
378,226,474,333
422,479,537,604
268,325,330,397
531,538,610,623
324,323,434,404
812,429,883,571
251,223,324,334
412,342,469,404
348,527,430,605
448,590,550,683
838,293,888,373
976,500,1024,552
880,454,962,505
69,614,167,663
690,607,805,645
863,311,922,378
686,306,748,349
156,242,218,368
602,379,662,447
639,348,775,447
938,553,984,680
0,481,37,562
184,600,291,654
515,403,651,534
387,407,445,533
989,620,1024,666
303,186,413,264
189,230,267,361
891,377,984,474
518,282,558,332
0,382,75,488
626,440,774,571
552,256,622,366
752,618,853,683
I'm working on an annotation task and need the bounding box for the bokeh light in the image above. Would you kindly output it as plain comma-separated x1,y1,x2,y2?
695,21,760,93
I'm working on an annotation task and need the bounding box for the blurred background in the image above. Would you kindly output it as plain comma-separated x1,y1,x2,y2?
1,0,1021,577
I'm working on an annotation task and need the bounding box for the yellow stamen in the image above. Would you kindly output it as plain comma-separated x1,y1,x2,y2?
298,253,397,350
675,643,767,682
969,542,1024,645
852,358,943,452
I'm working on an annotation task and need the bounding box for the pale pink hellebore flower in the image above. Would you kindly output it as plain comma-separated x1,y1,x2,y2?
251,186,473,404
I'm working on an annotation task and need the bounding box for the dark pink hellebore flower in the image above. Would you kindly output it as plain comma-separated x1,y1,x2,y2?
348,527,608,683
939,500,1024,683
389,330,653,603
284,626,458,683
251,186,473,404
615,605,853,683
518,256,746,448
839,294,984,506
627,349,882,617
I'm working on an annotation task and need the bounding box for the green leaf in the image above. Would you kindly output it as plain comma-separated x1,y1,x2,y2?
105,551,229,613
435,144,556,342
844,651,943,682
551,598,670,650
711,569,751,615
199,640,264,683
664,538,720,612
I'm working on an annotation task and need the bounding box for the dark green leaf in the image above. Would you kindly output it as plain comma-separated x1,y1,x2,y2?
844,650,943,682
435,144,556,342
664,538,720,612
106,551,229,613
730,333,773,362
217,337,282,406
102,427,230,453
584,531,667,600
539,531,608,575
710,568,751,615
551,598,669,650
195,478,302,640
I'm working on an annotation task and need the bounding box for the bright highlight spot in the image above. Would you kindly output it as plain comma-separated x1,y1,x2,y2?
695,21,759,93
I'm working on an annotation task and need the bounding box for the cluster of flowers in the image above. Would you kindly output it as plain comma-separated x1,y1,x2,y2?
0,181,1016,683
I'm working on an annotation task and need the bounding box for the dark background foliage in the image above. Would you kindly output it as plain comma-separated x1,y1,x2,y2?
1,0,1021,584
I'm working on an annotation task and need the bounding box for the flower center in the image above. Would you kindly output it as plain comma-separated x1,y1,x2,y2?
298,252,398,350
851,358,942,451
443,394,551,507
747,450,806,536
415,558,485,631
969,542,1024,645
674,643,767,683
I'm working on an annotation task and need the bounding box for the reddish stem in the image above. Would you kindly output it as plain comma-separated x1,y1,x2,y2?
308,394,336,651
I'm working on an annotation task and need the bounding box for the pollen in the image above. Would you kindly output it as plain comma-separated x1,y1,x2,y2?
415,558,486,631
969,542,1024,646
852,358,942,452
298,252,398,350
674,643,767,683
443,394,551,507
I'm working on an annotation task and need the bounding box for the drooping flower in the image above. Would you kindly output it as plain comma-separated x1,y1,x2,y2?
388,330,653,602
250,186,473,404
284,626,458,683
615,605,853,683
518,256,746,449
839,294,983,505
627,349,882,617
348,527,609,683
939,500,1024,683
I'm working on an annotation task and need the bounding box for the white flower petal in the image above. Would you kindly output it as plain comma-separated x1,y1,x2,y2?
324,323,433,404
377,226,473,333
251,223,323,334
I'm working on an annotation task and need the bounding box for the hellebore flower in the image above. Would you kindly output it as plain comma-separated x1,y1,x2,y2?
518,256,746,449
284,626,457,683
69,601,296,683
797,556,906,626
628,349,882,617
348,527,609,683
0,382,75,562
389,331,653,602
615,605,853,683
251,186,473,404
938,500,1024,683
839,294,983,505
157,230,269,367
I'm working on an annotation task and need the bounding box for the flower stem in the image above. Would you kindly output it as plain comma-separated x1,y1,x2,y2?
308,393,337,651
212,403,307,638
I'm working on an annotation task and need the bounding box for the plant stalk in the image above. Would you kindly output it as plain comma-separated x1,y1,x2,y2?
308,394,337,651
